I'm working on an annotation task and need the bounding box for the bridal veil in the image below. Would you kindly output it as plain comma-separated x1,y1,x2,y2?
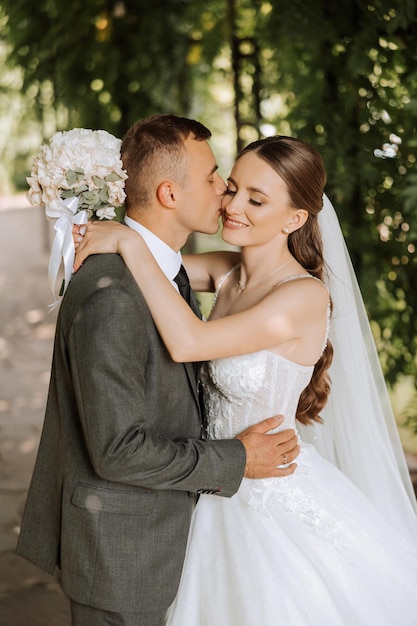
298,194,417,543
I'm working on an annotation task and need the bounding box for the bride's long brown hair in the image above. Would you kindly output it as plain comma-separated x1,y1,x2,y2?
238,136,333,425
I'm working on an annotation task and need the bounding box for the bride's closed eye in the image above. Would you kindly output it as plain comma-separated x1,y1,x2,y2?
223,186,262,206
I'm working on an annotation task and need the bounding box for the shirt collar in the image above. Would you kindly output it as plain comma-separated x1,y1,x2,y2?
124,215,182,283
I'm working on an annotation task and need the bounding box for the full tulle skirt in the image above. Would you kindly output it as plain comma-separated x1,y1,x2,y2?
166,445,417,626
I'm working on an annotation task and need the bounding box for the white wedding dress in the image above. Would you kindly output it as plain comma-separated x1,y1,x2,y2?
166,347,417,625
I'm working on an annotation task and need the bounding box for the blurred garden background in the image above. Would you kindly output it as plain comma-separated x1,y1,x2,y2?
1,0,417,449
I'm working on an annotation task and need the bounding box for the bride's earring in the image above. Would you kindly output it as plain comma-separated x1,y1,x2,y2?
282,226,289,234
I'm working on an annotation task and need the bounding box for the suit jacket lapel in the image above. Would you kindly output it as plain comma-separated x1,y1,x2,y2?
122,222,202,411
183,362,199,403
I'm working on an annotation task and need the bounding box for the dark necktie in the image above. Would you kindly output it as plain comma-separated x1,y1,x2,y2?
174,265,202,320
174,264,204,394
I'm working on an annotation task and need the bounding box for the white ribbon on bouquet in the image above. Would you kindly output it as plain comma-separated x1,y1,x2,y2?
46,196,89,308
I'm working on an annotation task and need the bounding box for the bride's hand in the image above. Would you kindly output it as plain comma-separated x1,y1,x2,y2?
72,223,88,251
73,221,137,271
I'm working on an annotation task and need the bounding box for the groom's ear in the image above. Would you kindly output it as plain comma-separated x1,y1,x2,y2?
156,180,177,208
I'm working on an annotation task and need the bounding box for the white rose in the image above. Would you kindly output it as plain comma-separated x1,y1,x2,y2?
27,187,43,207
96,206,116,220
108,180,127,205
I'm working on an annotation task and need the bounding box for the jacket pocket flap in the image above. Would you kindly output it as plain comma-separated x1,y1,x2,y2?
72,483,156,516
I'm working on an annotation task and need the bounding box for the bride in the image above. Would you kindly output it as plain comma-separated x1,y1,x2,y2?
75,135,417,624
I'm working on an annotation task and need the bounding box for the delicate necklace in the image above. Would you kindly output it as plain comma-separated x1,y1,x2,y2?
237,259,293,292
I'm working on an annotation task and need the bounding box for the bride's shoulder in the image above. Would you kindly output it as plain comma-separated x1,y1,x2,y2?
274,273,328,291
270,273,329,309
183,250,240,293
183,250,239,270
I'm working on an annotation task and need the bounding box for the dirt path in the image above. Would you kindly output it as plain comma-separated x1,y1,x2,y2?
0,196,71,624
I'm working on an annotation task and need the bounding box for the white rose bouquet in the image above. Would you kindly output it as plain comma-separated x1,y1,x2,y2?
27,128,128,306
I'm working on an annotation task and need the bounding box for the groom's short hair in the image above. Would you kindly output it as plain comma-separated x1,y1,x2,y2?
121,114,211,214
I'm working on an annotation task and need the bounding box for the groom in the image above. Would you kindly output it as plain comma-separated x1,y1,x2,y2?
16,114,299,625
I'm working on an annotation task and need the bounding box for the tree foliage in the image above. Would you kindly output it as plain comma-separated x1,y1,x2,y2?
260,0,417,385
1,0,417,391
1,0,194,136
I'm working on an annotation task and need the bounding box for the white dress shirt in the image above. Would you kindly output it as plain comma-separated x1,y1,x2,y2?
124,215,182,291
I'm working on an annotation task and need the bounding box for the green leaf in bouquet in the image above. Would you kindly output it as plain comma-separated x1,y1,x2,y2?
61,189,76,199
114,204,125,222
99,186,109,202
80,189,100,205
105,172,123,182
74,184,89,195
93,175,105,188
66,170,78,186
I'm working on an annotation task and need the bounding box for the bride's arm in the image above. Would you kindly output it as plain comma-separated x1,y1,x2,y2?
73,221,239,293
75,222,327,363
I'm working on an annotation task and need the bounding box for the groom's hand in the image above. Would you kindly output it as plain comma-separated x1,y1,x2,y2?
236,416,300,479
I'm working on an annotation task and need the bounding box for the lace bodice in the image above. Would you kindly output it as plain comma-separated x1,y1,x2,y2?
201,350,313,440
203,270,329,440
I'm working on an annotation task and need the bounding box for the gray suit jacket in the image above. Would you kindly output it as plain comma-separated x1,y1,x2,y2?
16,253,246,615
